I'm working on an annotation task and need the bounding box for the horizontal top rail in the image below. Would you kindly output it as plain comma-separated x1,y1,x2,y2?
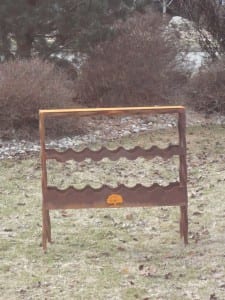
39,106,185,117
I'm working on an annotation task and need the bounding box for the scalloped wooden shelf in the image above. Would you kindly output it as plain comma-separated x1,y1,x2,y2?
45,144,182,162
45,182,186,210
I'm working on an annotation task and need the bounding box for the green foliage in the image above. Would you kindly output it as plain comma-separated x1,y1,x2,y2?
0,0,139,59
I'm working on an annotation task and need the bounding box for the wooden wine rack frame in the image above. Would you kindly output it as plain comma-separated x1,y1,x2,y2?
39,106,188,251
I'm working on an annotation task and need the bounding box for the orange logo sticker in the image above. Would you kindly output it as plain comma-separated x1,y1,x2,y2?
106,194,123,206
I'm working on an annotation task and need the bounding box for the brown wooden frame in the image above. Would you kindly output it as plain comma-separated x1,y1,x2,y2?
39,106,188,251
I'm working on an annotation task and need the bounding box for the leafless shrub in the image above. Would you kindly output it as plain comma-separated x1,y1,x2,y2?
171,0,225,57
76,10,183,107
0,58,78,139
187,57,225,114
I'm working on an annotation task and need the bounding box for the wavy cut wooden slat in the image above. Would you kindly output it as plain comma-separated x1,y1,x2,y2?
45,145,182,162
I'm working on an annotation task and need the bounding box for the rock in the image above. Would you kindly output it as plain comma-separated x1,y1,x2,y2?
166,16,216,75
176,51,210,75
167,16,215,52
122,130,131,136
167,16,201,51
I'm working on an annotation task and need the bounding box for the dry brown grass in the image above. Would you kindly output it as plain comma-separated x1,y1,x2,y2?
1,124,225,299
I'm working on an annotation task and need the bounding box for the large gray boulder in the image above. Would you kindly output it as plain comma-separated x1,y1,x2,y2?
166,16,215,75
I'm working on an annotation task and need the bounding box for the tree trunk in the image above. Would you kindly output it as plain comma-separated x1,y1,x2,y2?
162,0,167,14
15,32,33,58
0,34,13,60
0,24,14,60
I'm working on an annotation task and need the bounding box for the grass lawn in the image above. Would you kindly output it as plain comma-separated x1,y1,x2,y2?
0,125,225,299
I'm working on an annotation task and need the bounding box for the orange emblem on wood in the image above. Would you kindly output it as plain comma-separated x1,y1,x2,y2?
106,194,123,206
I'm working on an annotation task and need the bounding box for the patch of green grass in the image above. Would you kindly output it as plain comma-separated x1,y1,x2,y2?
1,125,225,299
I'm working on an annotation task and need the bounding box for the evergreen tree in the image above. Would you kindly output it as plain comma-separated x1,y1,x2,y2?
0,0,139,60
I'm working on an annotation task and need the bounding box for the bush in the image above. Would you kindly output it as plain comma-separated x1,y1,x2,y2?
0,58,77,139
187,58,225,114
76,10,182,107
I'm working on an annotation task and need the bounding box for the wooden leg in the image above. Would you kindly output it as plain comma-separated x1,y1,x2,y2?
46,210,52,243
42,207,48,252
180,206,188,245
179,206,184,239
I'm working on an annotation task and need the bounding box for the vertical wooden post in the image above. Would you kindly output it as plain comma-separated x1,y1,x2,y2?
178,111,188,244
39,113,51,252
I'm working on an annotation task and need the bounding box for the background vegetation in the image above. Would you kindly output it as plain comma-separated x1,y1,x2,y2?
0,58,78,139
0,0,225,139
76,11,184,107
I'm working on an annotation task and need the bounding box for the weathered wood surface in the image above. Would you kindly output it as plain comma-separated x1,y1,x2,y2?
39,106,188,251
45,145,182,162
45,182,186,210
39,106,185,118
